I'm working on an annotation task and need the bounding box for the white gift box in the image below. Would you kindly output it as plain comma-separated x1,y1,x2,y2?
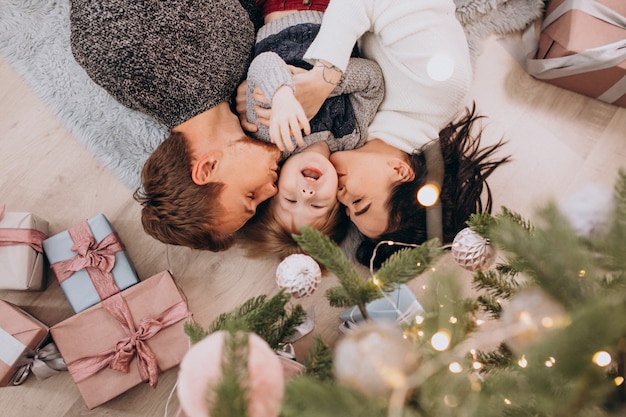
0,208,49,291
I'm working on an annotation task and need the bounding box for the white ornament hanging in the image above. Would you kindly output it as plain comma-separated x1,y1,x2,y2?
501,288,569,353
334,321,420,397
275,254,322,298
451,227,496,272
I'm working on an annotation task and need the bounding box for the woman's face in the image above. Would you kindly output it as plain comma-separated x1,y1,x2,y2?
330,147,412,239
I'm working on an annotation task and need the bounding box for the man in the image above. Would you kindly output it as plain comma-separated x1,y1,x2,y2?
70,0,281,251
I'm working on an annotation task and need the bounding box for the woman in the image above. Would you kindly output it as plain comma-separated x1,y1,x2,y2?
249,0,509,266
334,105,509,267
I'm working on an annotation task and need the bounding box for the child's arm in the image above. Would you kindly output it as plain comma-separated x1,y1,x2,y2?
246,51,310,151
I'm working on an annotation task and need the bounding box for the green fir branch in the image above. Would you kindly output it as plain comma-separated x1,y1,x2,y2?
199,291,306,350
302,336,334,381
207,331,249,417
476,293,503,319
472,268,523,300
293,227,364,297
184,321,209,345
375,239,444,290
472,343,514,374
466,212,498,237
497,207,534,233
490,204,597,309
281,376,387,417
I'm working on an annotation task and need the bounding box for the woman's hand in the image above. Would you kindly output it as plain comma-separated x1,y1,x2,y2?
269,85,310,151
291,60,341,119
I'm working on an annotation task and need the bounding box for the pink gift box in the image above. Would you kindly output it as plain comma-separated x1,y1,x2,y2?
0,206,49,291
535,0,626,107
0,300,49,386
50,271,191,409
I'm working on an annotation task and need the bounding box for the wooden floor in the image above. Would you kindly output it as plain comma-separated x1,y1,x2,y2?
1,34,625,416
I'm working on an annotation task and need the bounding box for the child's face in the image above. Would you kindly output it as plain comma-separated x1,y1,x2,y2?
274,150,339,232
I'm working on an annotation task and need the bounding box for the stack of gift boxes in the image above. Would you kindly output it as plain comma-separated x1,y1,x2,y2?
0,208,192,409
530,0,626,107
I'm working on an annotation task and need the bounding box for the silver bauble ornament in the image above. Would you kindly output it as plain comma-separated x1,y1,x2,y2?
451,227,496,272
276,254,322,298
334,321,420,397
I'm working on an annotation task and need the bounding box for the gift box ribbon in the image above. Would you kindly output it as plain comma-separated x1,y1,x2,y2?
503,0,626,104
0,327,66,385
0,205,47,252
66,293,190,388
50,220,125,301
10,343,67,385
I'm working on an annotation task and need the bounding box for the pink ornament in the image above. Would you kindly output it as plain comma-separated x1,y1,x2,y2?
177,331,285,417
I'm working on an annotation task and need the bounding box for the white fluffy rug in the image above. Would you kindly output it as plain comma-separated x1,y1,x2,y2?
0,0,544,189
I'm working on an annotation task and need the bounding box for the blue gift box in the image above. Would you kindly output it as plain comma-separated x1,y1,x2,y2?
339,284,424,325
42,214,139,313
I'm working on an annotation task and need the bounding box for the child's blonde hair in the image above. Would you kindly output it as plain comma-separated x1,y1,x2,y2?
238,198,350,261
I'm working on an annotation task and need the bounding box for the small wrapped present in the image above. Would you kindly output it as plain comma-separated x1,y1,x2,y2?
0,300,66,386
50,271,192,409
43,213,139,313
528,0,626,107
339,284,424,330
0,205,49,290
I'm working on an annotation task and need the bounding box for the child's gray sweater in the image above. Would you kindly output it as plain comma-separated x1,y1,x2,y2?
246,11,384,160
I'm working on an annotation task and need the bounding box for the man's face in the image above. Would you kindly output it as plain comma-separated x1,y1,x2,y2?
211,139,281,235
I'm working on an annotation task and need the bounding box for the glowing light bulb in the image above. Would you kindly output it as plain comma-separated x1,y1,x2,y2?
449,362,463,373
449,316,458,324
592,351,612,367
415,315,425,324
504,398,512,405
518,355,528,368
427,53,455,81
431,330,451,351
614,376,624,386
417,184,439,207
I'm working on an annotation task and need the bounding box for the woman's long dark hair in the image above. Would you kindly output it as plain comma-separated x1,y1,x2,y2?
355,103,511,267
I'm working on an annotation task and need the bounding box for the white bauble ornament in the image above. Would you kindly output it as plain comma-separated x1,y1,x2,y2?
451,227,496,272
334,321,420,397
276,254,322,298
177,331,284,417
501,288,569,353
559,183,614,238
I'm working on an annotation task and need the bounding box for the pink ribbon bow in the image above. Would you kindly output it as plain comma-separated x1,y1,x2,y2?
0,205,47,252
66,294,190,387
50,220,125,300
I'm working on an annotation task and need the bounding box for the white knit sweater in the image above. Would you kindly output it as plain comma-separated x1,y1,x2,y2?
303,0,472,154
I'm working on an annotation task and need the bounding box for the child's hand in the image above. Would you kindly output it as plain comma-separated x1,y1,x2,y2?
270,86,311,152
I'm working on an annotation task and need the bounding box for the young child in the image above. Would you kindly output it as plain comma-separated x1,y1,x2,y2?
239,1,384,259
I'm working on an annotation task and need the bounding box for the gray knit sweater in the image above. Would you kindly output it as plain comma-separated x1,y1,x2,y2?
70,0,260,128
246,11,384,160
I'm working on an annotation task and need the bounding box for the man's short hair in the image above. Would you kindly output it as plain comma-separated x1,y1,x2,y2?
134,131,235,251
